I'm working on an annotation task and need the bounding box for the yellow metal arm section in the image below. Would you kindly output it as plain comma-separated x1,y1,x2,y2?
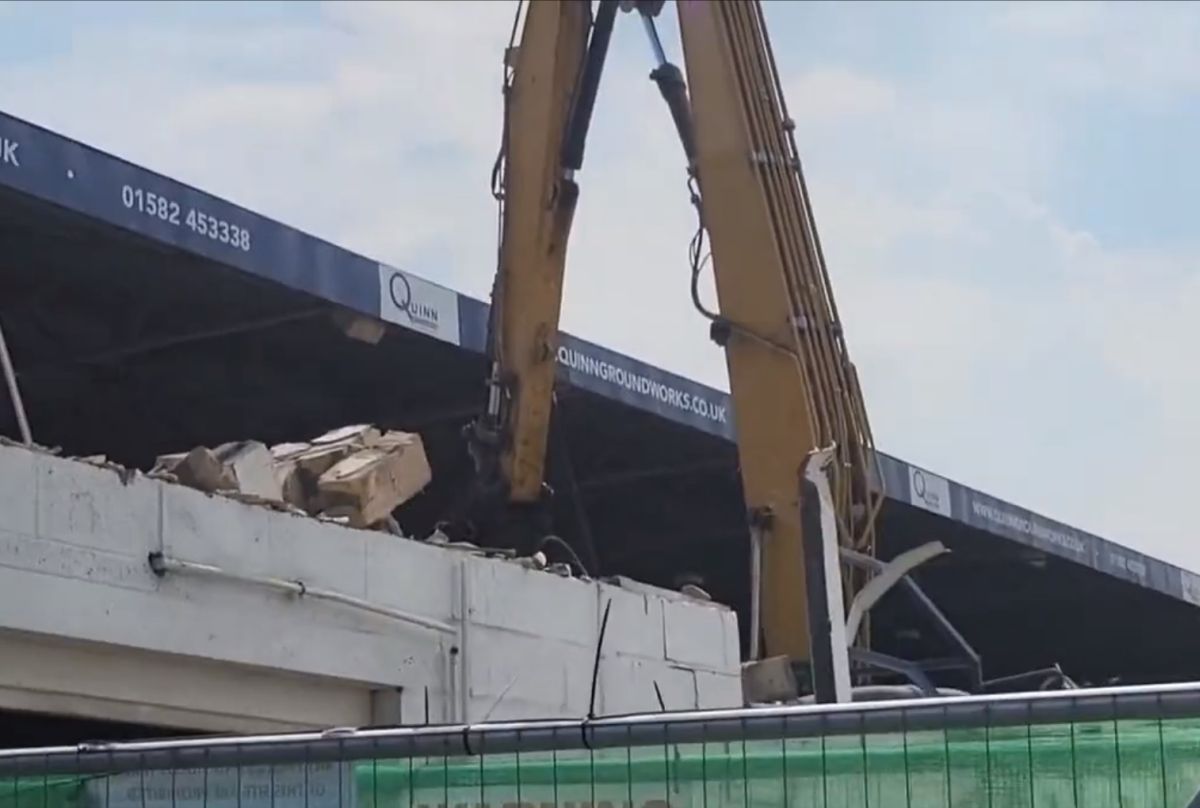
489,1,591,503
676,0,880,660
483,0,881,664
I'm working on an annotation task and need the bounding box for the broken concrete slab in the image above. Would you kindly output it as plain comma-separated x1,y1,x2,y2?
316,435,431,528
160,425,431,532
741,655,799,704
216,441,282,502
169,446,237,493
154,442,282,501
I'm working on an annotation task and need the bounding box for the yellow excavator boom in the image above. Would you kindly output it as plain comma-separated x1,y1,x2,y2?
484,1,592,505
475,0,882,669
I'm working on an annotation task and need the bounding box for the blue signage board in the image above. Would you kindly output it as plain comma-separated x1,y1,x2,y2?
1,108,1193,608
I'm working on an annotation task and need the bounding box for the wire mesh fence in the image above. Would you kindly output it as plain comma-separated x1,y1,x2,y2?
5,687,1200,808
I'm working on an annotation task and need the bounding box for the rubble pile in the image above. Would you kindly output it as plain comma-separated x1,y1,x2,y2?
153,424,432,532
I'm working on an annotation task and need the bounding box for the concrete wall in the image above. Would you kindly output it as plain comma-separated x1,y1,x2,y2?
0,442,741,731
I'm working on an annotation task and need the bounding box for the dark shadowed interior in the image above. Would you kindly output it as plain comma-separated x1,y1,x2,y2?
3,182,1199,750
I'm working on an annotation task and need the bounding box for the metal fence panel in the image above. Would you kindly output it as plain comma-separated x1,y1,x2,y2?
6,716,1200,808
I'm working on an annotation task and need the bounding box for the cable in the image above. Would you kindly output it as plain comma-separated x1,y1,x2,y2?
686,176,719,323
536,534,592,578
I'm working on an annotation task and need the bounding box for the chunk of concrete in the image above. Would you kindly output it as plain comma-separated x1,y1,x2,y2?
741,655,799,704
218,441,283,502
159,442,282,502
171,446,237,493
317,434,431,528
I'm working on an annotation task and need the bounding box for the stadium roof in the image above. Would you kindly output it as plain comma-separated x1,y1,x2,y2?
2,108,1198,687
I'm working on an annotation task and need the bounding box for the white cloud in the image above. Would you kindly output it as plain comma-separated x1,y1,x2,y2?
993,2,1108,37
788,68,897,123
991,1,1200,104
0,1,515,295
775,49,1200,567
1,0,1199,570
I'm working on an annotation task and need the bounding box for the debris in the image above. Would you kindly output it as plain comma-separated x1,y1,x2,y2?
424,527,452,545
741,656,799,704
155,441,282,500
73,453,139,485
518,551,548,571
313,424,382,447
163,446,237,493
284,425,382,493
268,441,317,508
269,442,310,460
316,434,431,528
151,451,187,474
218,441,283,502
155,425,431,533
274,458,306,509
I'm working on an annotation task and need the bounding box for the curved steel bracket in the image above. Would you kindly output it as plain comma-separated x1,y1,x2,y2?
844,540,948,644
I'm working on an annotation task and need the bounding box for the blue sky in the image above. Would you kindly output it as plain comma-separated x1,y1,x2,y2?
0,1,1197,567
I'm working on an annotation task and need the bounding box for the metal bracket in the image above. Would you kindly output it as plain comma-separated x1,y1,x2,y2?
0,319,31,446
800,444,851,704
845,540,947,643
841,545,982,692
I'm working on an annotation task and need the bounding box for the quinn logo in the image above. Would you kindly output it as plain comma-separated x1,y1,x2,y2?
388,271,440,331
911,468,941,511
908,465,952,518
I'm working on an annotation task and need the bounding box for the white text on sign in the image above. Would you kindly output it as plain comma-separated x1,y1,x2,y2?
1,138,19,167
120,184,252,253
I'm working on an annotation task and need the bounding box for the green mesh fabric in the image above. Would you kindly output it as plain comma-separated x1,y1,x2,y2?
5,718,1200,808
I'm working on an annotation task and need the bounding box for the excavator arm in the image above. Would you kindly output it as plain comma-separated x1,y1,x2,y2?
675,0,882,662
474,0,883,679
474,1,611,507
